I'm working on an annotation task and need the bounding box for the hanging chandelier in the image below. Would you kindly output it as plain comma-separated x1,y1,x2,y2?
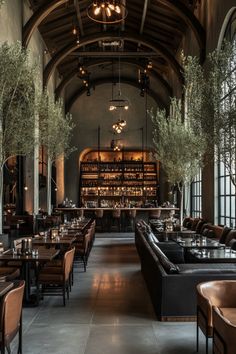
109,57,129,111
109,96,129,111
87,1,128,24
112,119,126,134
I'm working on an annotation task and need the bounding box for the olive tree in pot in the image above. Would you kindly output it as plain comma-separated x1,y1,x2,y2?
38,91,75,215
0,42,36,234
150,98,206,225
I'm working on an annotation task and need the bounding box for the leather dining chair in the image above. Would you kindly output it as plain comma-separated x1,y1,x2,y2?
212,305,236,354
37,247,75,306
196,280,236,354
0,280,25,354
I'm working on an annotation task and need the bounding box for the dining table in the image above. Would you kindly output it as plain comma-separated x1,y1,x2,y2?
189,248,236,263
0,247,60,305
32,235,76,248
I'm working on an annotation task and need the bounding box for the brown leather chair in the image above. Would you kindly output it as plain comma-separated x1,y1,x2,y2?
125,209,136,231
37,247,75,306
74,230,91,271
212,305,236,354
94,209,104,232
111,209,121,232
0,280,25,354
197,280,236,354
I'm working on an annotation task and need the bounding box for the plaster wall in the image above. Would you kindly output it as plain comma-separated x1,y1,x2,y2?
0,0,22,43
66,84,157,204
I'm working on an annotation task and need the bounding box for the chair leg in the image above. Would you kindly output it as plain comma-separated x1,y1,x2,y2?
66,284,69,300
196,309,199,352
0,343,5,354
17,314,22,354
63,286,66,306
6,344,10,354
206,336,208,354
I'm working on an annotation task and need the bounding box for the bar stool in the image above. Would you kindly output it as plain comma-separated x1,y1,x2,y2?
94,209,104,232
111,209,121,232
125,209,136,232
148,209,161,222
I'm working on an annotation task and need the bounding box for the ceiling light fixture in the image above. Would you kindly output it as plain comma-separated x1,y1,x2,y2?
112,119,126,134
87,1,128,24
109,57,129,111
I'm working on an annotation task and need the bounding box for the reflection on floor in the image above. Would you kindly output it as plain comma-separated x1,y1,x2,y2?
13,234,209,353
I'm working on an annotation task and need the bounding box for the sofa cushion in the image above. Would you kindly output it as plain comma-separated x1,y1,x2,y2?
228,238,236,250
158,243,185,264
151,243,180,274
191,218,200,231
219,226,231,244
225,230,236,246
202,228,209,237
207,230,216,238
195,220,206,234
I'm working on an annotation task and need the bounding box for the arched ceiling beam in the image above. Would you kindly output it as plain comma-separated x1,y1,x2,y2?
158,0,206,61
55,59,173,98
22,0,69,48
66,77,166,113
44,32,183,87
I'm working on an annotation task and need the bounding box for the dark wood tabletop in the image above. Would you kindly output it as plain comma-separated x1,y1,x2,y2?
32,236,76,246
0,282,14,297
174,237,221,249
0,247,60,262
189,249,236,263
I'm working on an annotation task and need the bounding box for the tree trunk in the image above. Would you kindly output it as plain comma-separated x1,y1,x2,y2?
179,185,184,227
0,167,3,234
47,157,52,215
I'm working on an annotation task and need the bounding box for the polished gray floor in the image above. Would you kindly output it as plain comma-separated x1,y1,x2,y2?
12,234,209,353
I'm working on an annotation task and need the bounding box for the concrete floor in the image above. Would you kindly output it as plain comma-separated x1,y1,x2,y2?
12,234,209,354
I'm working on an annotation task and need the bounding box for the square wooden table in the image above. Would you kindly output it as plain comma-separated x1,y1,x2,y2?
32,236,76,247
0,247,60,305
189,248,236,263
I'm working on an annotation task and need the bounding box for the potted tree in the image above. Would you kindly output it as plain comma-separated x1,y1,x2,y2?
38,91,75,215
150,98,206,225
0,42,37,234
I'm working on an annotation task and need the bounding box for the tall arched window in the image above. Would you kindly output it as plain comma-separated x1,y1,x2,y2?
217,9,236,227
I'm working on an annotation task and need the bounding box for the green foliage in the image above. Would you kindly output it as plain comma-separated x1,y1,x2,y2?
150,98,206,188
0,1,5,7
182,41,236,185
38,91,75,161
0,42,36,167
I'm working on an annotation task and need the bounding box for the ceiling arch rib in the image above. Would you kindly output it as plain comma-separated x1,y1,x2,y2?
43,32,183,88
65,77,165,113
23,0,69,48
24,0,205,61
158,0,206,61
55,59,173,99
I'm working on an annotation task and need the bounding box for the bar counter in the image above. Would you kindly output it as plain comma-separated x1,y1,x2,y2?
55,207,179,232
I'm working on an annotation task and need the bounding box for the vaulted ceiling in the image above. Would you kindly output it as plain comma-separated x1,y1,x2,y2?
25,0,205,107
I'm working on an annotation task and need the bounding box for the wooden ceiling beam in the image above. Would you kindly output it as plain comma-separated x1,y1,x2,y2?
65,76,166,113
43,32,183,87
158,0,206,61
23,0,70,48
74,0,84,36
55,59,173,98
